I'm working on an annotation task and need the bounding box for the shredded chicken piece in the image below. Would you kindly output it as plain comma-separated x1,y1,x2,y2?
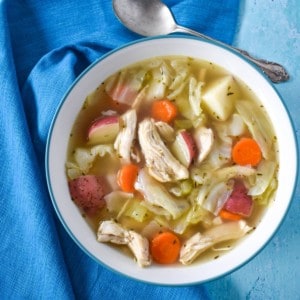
114,109,137,163
97,220,151,267
179,220,252,265
97,219,128,244
138,118,189,182
193,127,214,164
127,230,151,267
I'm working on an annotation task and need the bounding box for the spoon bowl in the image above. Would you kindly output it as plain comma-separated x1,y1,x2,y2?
113,0,289,83
113,0,177,36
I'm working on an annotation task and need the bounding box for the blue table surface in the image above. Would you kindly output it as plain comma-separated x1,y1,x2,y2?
205,1,300,299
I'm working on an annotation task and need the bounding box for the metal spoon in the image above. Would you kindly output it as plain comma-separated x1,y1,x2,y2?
113,0,289,83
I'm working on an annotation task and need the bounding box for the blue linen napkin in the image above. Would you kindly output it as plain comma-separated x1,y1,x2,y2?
0,0,240,298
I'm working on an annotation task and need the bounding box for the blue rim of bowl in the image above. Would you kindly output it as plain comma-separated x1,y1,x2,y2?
45,34,299,286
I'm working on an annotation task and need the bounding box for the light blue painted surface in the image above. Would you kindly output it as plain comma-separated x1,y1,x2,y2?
202,1,300,299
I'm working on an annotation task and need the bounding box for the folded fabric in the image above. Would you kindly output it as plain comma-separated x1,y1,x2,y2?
0,0,240,298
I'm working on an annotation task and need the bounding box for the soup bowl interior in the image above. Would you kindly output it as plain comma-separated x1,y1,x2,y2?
46,36,297,285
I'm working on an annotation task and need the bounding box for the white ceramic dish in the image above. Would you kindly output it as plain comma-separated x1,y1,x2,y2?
45,36,298,285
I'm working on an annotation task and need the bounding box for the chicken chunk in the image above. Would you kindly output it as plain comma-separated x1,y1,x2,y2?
179,220,252,265
97,220,151,267
97,219,128,244
114,109,137,163
138,118,189,182
127,230,151,268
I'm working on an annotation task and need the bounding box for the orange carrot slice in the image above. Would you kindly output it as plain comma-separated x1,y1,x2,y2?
151,99,178,123
117,164,139,193
232,137,262,166
150,231,181,264
219,209,243,221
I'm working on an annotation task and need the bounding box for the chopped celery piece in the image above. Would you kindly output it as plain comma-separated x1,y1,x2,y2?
124,199,149,222
169,179,193,197
180,179,193,196
174,119,194,130
171,189,213,234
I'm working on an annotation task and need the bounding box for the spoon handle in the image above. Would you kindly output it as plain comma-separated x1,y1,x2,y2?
175,25,289,83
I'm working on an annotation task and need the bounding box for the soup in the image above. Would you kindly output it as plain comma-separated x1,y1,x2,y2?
66,56,278,267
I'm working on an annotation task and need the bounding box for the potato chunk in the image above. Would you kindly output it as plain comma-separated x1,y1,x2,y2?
202,76,240,121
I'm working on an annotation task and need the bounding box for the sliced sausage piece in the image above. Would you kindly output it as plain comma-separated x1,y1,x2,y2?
68,175,107,215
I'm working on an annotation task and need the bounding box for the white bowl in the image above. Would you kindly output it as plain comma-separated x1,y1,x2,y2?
45,36,298,285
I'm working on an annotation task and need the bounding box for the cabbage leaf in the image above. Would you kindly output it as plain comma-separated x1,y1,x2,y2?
236,100,275,160
248,160,277,196
66,145,115,179
135,169,190,219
